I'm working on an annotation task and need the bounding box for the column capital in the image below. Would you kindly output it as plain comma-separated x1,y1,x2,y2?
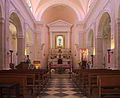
17,33,24,38
116,18,120,24
79,30,86,33
75,21,85,26
96,32,103,39
0,17,5,24
35,32,41,35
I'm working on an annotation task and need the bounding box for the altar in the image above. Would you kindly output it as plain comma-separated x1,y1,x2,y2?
48,48,72,72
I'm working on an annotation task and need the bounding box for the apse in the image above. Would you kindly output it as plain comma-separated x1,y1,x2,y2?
41,5,78,24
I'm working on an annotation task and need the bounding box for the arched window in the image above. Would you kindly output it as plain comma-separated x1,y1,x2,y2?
56,35,64,48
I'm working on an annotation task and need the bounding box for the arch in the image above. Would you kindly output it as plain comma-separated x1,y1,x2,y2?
88,29,94,48
36,1,82,21
41,5,78,24
9,23,18,65
97,12,111,68
9,12,23,65
9,12,22,34
98,12,111,37
88,29,94,61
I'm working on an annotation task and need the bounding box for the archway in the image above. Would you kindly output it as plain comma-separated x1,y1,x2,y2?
9,23,17,65
88,29,94,61
9,12,23,66
98,12,111,68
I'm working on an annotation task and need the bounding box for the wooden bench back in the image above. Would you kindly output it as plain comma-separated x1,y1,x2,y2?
98,75,120,87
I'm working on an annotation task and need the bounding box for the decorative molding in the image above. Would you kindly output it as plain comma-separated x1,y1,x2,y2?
35,21,44,25
116,18,120,23
17,33,24,38
75,21,85,26
0,17,5,24
48,20,72,27
96,32,103,38
47,20,72,32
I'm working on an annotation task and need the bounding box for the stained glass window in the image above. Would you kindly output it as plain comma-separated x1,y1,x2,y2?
56,35,64,48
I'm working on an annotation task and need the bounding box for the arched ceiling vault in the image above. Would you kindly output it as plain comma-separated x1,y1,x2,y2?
26,0,92,21
41,5,78,24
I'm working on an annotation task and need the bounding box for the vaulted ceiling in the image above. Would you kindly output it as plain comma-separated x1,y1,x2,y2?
26,0,94,23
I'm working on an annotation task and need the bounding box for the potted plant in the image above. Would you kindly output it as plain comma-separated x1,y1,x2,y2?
56,67,64,74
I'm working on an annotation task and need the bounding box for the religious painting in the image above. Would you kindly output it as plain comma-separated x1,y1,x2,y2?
55,35,65,48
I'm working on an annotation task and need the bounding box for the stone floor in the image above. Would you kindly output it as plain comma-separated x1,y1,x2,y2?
37,74,86,98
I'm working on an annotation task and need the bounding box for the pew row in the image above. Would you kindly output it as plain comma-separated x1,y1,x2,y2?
72,69,120,98
0,69,50,98
97,75,120,98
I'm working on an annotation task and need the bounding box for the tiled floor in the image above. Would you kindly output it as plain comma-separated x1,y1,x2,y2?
37,74,86,98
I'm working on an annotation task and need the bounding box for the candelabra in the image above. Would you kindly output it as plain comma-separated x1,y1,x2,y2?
91,55,94,67
9,50,13,64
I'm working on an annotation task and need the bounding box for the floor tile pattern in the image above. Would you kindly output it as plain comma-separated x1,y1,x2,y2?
38,74,86,98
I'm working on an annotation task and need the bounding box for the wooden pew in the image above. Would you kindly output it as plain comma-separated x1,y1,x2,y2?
86,70,120,98
72,69,110,92
0,69,50,97
72,69,120,98
97,75,120,98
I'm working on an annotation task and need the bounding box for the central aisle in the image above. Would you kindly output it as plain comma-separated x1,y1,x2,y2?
40,74,86,98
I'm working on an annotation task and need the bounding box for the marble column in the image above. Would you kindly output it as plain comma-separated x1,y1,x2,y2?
35,32,41,60
17,33,25,64
67,31,70,48
4,0,10,69
50,32,53,48
116,18,120,69
95,35,104,68
0,17,5,69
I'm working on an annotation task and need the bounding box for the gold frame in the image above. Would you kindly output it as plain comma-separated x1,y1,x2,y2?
55,35,65,48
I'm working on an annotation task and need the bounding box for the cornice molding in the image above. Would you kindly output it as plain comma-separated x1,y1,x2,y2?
47,20,73,27
116,18,120,23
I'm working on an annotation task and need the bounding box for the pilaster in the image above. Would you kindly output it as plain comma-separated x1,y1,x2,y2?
17,33,25,64
0,17,5,69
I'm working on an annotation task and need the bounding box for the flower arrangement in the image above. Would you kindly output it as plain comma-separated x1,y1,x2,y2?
56,67,65,73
